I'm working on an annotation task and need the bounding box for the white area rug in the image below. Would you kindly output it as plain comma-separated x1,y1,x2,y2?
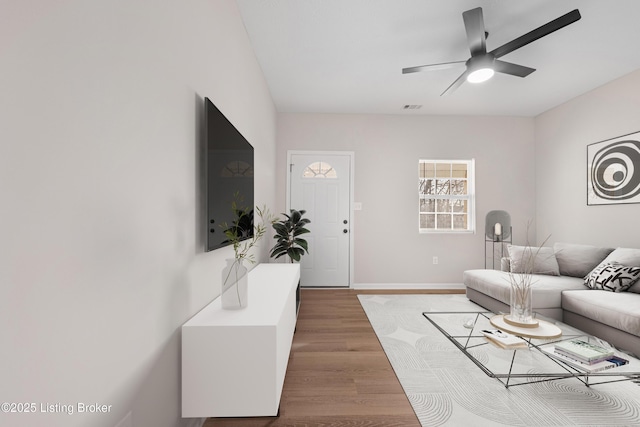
358,294,640,426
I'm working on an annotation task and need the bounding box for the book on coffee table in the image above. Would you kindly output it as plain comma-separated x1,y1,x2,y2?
481,329,528,349
540,345,628,372
554,339,614,363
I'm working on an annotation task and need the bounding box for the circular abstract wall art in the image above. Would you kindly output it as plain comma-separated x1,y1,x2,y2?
588,133,640,205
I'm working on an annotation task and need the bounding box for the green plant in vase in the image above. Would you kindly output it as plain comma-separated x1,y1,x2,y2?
220,197,275,309
223,204,273,263
270,209,311,263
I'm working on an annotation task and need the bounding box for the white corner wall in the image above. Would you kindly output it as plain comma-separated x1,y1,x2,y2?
276,114,536,284
535,69,640,247
0,1,275,427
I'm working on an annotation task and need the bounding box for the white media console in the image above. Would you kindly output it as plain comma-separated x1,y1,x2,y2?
181,263,300,418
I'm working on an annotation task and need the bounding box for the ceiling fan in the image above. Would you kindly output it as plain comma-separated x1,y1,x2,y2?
403,7,581,96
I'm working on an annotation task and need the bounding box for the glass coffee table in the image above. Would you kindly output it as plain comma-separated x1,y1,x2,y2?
423,311,640,388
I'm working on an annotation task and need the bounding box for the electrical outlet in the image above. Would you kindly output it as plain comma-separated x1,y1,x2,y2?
432,256,438,265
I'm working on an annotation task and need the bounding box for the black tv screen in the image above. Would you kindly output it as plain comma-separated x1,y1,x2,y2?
205,97,254,252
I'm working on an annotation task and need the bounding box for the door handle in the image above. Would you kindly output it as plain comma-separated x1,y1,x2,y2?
343,229,348,234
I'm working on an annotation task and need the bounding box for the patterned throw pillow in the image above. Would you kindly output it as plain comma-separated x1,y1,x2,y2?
584,262,640,292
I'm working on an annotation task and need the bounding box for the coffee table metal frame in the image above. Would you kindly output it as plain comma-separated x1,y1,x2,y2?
423,311,640,389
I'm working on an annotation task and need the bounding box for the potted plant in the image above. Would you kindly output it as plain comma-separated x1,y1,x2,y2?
270,209,311,263
220,197,275,309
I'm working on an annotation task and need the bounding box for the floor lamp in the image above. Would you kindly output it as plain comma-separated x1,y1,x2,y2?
485,210,512,269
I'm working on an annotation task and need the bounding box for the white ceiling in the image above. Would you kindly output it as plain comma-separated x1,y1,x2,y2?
236,0,640,117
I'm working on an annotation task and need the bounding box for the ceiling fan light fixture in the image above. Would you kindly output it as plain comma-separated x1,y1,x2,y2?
465,54,495,83
467,67,494,83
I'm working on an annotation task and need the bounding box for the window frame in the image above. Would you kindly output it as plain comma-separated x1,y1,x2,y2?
418,159,476,234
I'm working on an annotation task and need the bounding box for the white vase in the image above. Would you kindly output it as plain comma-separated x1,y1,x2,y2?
221,258,248,309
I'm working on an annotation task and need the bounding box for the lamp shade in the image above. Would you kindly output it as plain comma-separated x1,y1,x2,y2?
485,210,511,241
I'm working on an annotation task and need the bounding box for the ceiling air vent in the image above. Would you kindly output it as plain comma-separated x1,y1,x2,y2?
403,105,422,110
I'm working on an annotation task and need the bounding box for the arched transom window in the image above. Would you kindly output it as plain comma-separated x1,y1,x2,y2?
302,161,337,179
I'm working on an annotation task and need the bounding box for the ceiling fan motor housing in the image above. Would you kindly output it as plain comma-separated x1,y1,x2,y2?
466,54,495,72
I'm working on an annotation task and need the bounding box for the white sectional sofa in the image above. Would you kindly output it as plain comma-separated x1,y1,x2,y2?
464,243,640,357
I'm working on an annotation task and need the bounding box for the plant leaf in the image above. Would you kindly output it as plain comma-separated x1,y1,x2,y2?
293,227,310,236
272,222,288,235
290,210,302,224
294,239,309,252
288,248,301,262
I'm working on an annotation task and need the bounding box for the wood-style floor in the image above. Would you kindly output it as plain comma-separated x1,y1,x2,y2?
204,288,464,427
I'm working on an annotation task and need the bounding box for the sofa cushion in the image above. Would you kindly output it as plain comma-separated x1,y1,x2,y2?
562,290,640,336
508,245,560,276
553,242,613,278
584,262,640,292
500,257,511,272
463,269,584,309
597,248,640,294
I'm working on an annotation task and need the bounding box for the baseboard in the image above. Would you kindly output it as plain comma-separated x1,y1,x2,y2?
183,418,206,427
352,283,465,290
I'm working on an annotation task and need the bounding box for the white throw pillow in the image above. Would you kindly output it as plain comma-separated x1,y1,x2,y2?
508,245,560,276
584,261,640,292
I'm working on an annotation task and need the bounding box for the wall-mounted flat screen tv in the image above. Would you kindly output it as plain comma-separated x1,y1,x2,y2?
205,97,254,252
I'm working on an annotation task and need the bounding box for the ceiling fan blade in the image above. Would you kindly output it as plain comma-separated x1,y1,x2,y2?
493,60,536,78
463,7,487,56
441,70,469,96
402,61,465,74
490,9,581,59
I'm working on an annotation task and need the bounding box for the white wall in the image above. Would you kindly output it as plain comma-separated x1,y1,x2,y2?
277,114,536,284
0,1,276,427
535,69,640,247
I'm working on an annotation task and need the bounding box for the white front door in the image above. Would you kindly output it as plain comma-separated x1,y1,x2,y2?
289,152,352,287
